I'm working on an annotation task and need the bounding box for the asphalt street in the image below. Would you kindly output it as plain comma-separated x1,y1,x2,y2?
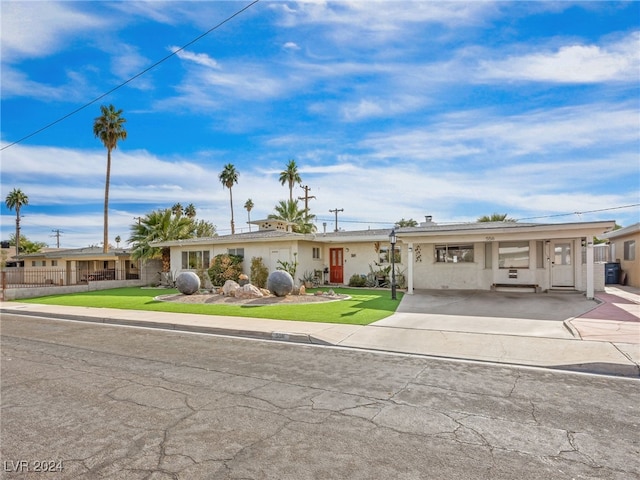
1,314,639,479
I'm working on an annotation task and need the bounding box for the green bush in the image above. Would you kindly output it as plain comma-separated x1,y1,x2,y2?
348,273,367,287
208,254,243,286
250,256,269,288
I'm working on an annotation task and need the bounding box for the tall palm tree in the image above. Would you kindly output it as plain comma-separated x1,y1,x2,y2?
5,188,29,255
279,159,301,201
268,199,317,234
218,164,239,234
93,104,127,253
244,198,254,232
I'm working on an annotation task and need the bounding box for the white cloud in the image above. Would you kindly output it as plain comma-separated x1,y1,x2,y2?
172,47,219,69
478,32,640,83
359,103,639,161
0,2,106,62
283,42,300,51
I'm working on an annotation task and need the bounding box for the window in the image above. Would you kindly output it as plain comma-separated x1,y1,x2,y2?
52,260,58,267
379,246,401,264
554,243,571,265
181,250,211,269
31,260,46,267
499,241,529,269
228,248,244,258
624,240,636,261
312,247,321,259
435,245,474,263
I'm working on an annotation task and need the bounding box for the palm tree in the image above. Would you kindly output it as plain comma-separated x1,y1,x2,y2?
171,203,184,216
184,203,196,218
128,209,194,272
477,213,516,222
193,219,216,238
5,188,29,255
93,104,127,253
244,198,254,232
268,199,317,234
395,218,418,227
279,159,302,202
218,164,239,234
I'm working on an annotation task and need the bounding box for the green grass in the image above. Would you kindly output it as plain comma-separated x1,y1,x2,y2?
16,287,403,325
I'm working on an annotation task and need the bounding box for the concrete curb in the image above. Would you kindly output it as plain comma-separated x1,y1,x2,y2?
1,308,317,345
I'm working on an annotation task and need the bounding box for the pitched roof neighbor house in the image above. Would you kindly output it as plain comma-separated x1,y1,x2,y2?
154,218,616,299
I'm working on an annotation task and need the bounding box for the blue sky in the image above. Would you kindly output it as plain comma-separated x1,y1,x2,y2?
1,1,639,249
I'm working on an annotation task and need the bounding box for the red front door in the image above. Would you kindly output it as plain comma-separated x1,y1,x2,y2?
329,248,344,284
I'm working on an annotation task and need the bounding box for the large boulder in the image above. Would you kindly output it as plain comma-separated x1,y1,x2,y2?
176,271,200,295
267,270,294,297
222,280,240,296
235,284,264,299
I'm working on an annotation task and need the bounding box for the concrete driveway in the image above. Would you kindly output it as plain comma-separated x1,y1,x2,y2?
375,289,600,339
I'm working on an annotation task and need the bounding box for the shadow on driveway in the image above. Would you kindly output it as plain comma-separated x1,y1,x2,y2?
396,289,598,321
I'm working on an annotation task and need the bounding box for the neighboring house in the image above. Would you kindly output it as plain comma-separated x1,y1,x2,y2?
602,223,639,288
154,218,615,299
1,242,20,267
15,247,144,286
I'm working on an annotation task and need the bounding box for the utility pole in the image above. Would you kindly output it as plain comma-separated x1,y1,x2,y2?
50,229,63,248
297,185,316,213
134,216,142,225
329,208,343,232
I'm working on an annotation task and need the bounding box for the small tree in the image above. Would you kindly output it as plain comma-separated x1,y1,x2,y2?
250,256,269,288
208,254,243,286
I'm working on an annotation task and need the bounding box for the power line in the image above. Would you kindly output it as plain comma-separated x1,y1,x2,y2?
1,0,261,151
515,203,639,221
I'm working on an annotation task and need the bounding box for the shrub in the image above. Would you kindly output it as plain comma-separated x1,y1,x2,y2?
348,273,367,287
250,256,269,288
208,254,243,286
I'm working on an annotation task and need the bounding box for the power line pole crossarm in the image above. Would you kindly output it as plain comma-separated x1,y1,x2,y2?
329,208,344,232
298,185,316,213
50,229,63,248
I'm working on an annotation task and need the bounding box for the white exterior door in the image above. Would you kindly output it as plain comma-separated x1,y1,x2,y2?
551,241,574,287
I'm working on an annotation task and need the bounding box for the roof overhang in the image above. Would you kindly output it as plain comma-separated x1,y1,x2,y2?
601,222,640,240
395,221,616,243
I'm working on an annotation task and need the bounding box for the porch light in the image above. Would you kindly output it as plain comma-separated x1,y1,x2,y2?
389,229,397,300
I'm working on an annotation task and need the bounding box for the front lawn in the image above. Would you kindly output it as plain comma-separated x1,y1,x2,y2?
17,287,403,325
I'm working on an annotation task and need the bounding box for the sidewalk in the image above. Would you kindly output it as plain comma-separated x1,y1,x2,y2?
1,287,638,378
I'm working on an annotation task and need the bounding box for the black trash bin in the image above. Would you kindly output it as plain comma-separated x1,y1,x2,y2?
605,262,621,285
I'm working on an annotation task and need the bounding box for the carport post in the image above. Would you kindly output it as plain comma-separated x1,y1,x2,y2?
586,239,594,299
407,242,414,294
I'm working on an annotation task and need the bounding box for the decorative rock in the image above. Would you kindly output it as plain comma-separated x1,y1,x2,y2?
176,271,201,295
238,274,250,286
259,288,272,297
267,270,294,297
203,275,214,291
235,284,264,299
222,280,240,296
299,285,306,295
